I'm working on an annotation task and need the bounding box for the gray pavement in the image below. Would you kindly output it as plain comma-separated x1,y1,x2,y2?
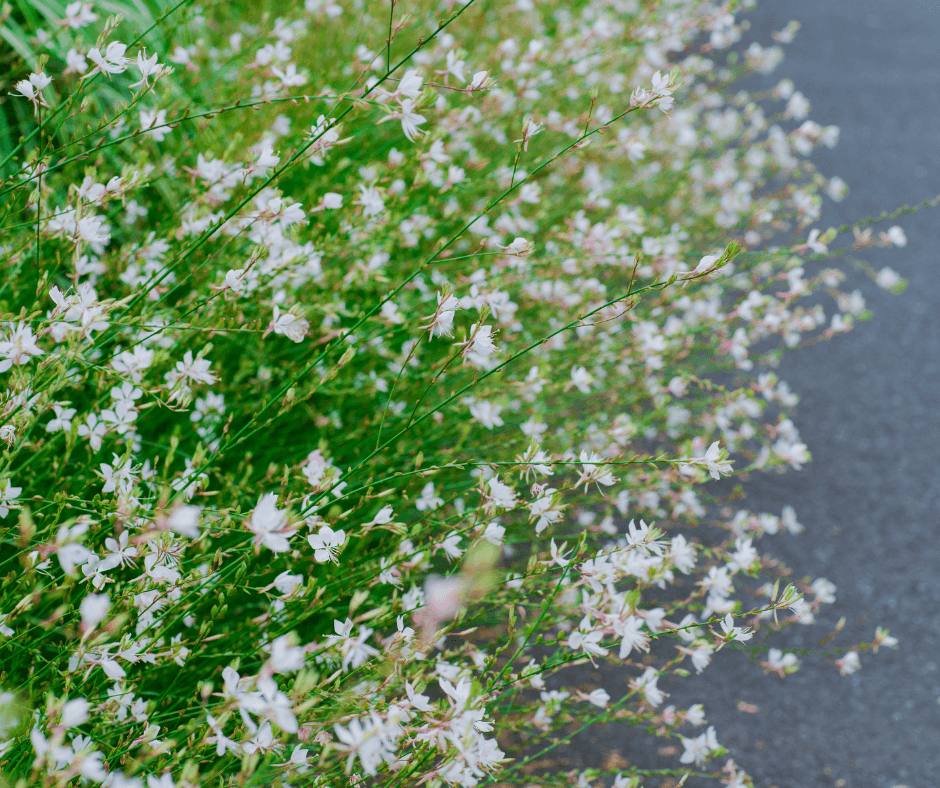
569,2,940,786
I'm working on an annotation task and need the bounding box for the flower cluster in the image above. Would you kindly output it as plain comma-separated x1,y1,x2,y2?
0,1,908,787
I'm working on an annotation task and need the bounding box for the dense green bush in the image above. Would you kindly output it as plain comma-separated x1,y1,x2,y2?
0,0,914,786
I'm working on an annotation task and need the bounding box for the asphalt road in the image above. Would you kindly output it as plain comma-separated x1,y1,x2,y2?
563,2,940,786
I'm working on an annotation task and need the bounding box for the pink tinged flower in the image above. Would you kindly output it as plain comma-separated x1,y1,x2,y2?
307,524,346,562
516,119,543,151
87,41,131,76
413,575,466,632
248,493,295,553
269,305,309,343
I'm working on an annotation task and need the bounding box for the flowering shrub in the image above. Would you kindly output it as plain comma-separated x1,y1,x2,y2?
0,0,918,786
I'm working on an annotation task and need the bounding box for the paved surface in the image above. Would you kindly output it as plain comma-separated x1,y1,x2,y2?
565,2,940,786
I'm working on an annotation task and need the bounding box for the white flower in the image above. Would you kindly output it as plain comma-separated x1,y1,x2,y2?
466,324,498,358
269,305,309,343
61,697,90,728
806,228,828,255
322,192,343,209
60,2,98,29
485,475,517,511
584,688,610,708
307,524,346,562
130,51,165,89
65,48,89,74
266,635,305,674
680,725,720,766
88,42,131,76
333,716,393,776
0,479,23,517
614,615,649,659
80,593,110,630
416,482,443,511
568,618,608,658
469,400,504,429
631,666,664,706
468,70,493,90
718,613,752,643
397,98,426,142
875,266,902,290
835,651,861,676
569,365,592,394
885,225,907,247
167,505,200,539
140,109,171,141
247,493,296,553
396,69,424,99
422,292,462,338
